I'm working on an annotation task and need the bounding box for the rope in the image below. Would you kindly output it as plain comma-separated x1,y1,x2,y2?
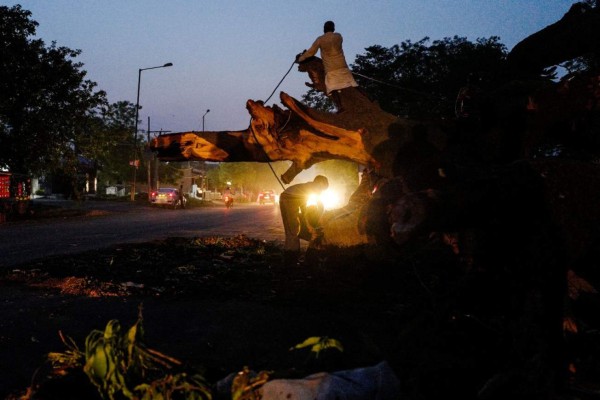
249,59,298,191
264,60,296,104
352,71,445,100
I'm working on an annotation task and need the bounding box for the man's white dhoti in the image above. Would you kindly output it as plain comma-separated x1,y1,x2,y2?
325,68,358,94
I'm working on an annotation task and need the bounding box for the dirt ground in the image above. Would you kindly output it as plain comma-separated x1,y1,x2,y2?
0,235,413,398
1,230,599,399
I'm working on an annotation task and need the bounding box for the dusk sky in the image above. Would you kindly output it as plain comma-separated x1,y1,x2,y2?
11,0,578,136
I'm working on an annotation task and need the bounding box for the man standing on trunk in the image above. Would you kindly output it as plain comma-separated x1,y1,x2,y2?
296,20,358,112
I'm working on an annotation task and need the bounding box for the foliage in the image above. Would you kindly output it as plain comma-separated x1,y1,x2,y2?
0,4,106,175
0,4,182,195
350,36,508,118
156,162,184,186
314,159,359,188
89,101,137,188
211,162,288,194
231,367,271,400
44,308,212,400
47,331,85,374
301,87,335,112
36,307,346,399
43,325,342,399
207,160,358,198
562,55,600,75
558,1,600,74
290,336,344,359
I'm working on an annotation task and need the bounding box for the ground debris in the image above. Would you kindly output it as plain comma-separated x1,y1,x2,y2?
1,235,599,399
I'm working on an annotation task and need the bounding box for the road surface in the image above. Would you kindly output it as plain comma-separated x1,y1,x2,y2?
0,200,284,268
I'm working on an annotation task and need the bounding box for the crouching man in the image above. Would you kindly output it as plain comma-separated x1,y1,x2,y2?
279,175,329,266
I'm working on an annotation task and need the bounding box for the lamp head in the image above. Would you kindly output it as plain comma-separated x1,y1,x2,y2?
163,62,173,67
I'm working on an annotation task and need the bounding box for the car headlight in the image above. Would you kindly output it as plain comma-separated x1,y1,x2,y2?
306,189,342,210
306,193,319,207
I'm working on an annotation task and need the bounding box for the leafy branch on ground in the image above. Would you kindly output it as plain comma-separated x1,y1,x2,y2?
34,306,212,400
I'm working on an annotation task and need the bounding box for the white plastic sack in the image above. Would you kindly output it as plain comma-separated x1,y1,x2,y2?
261,361,401,400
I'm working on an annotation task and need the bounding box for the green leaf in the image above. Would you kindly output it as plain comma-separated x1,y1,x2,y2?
290,336,344,358
290,336,322,350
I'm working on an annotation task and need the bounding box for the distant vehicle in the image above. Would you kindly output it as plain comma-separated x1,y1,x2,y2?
150,187,186,209
257,190,277,205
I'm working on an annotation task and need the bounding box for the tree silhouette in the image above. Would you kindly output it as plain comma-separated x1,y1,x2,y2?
0,5,106,175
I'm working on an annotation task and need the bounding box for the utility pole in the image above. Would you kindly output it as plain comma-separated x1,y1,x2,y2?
147,116,152,200
147,128,171,195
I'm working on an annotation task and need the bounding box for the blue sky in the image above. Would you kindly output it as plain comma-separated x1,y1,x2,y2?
11,0,578,135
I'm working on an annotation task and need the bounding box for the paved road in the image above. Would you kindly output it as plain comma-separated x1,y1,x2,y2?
0,200,284,268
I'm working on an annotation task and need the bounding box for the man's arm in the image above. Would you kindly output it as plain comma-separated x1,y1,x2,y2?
297,37,321,62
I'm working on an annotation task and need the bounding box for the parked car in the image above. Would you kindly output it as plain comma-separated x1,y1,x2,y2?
150,187,186,209
257,190,277,205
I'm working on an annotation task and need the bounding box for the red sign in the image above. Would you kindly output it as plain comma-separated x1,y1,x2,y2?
0,175,9,198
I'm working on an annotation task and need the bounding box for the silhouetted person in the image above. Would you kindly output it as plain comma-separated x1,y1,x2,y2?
279,175,329,266
296,20,357,111
178,184,185,209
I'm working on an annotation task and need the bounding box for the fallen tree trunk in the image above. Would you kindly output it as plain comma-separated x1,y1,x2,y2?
151,104,446,186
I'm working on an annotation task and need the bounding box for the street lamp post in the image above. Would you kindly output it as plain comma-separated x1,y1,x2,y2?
130,62,173,201
202,109,210,132
199,108,210,200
